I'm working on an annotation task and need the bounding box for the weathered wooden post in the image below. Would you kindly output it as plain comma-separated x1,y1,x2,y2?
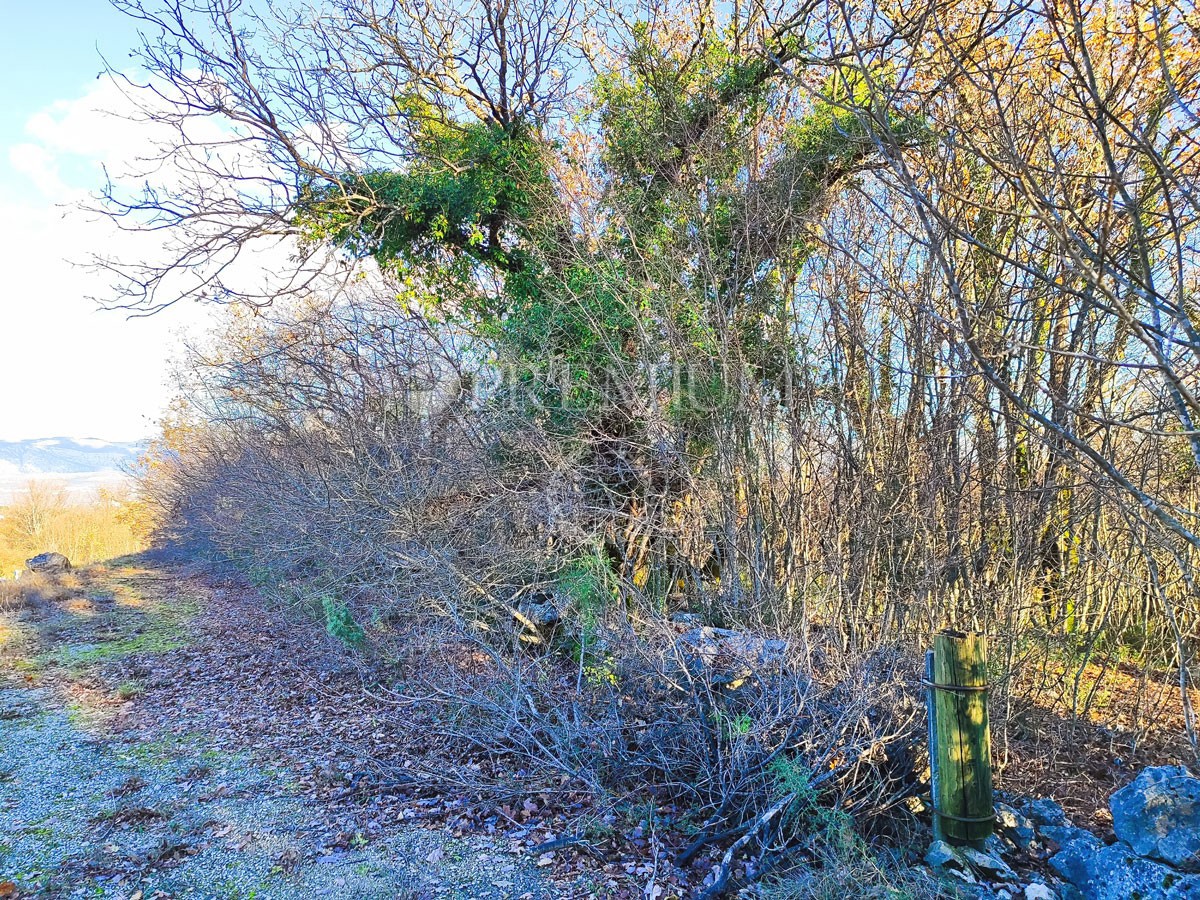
928,629,994,846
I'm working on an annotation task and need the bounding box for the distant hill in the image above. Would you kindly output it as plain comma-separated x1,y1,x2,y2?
0,438,146,501
0,437,145,475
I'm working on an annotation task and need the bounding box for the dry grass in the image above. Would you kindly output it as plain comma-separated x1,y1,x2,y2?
0,572,78,611
764,852,958,900
0,579,33,612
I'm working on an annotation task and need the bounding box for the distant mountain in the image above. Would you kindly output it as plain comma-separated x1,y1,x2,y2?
0,437,146,477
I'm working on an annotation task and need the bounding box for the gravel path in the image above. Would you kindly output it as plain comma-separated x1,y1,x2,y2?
0,560,560,899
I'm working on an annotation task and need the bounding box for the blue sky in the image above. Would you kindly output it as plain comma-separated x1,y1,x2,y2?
0,2,209,441
0,2,140,199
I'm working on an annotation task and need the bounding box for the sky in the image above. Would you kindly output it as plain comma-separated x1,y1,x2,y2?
0,2,211,441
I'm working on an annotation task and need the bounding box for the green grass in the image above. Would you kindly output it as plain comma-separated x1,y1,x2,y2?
121,737,180,767
51,631,185,667
41,594,199,670
117,679,144,700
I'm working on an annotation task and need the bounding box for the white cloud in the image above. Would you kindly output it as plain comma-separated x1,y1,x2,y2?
0,76,214,442
8,143,66,198
20,76,209,184
0,72,364,443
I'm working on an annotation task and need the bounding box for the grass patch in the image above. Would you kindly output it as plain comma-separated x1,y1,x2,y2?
42,591,199,671
0,622,34,653
764,853,958,900
122,737,179,767
120,731,220,770
0,581,34,613
52,631,185,668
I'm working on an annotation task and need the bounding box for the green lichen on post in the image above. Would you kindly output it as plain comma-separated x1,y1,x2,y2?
932,630,994,846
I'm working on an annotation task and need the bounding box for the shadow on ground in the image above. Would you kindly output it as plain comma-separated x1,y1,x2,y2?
0,556,555,899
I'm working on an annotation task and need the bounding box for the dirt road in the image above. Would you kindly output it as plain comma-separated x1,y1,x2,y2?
0,558,561,899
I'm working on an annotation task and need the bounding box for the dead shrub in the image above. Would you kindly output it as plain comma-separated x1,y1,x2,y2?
374,602,926,885
0,580,32,612
133,292,939,888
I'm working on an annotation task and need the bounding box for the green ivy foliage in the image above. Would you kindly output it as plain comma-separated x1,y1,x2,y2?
294,27,919,468
297,104,552,289
595,22,783,205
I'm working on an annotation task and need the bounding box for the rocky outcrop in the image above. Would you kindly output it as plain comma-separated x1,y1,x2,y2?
1051,840,1200,899
516,597,560,630
924,835,1053,897
924,770,1200,900
1045,766,1200,899
1109,766,1200,870
1021,797,1070,829
676,626,786,687
511,593,561,645
995,802,1036,849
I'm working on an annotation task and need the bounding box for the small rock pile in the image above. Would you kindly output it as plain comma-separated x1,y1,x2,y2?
926,766,1200,900
926,798,1062,899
